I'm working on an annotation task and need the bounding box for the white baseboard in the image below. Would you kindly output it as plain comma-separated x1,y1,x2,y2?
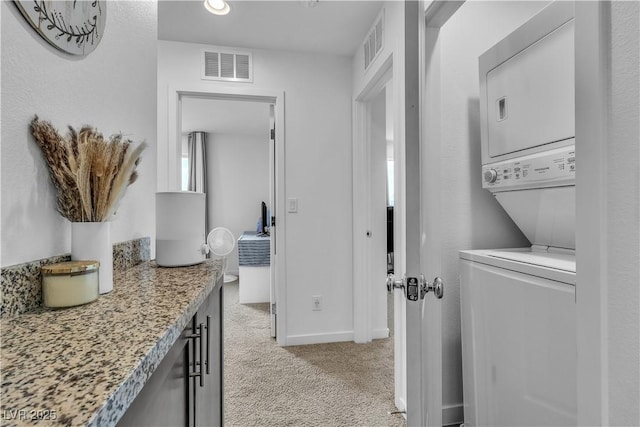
372,328,390,339
443,403,464,426
285,331,354,346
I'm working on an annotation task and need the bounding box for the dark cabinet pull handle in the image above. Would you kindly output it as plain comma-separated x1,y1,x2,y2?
187,322,205,387
198,322,205,387
206,315,211,375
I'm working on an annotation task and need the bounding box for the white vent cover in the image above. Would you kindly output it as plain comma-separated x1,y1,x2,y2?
202,50,253,82
363,9,385,71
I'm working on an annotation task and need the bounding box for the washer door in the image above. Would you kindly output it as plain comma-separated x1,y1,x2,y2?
460,258,576,427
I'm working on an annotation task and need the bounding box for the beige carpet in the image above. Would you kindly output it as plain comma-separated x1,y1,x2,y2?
223,280,407,427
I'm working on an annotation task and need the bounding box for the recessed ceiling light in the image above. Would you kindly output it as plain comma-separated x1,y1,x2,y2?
204,0,230,16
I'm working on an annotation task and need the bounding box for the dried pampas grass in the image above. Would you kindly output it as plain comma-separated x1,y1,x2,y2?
31,116,147,222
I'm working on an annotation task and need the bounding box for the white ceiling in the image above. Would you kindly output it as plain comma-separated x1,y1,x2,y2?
181,97,271,137
158,0,384,56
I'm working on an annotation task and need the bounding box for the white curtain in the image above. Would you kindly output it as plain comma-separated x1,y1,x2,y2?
188,131,209,240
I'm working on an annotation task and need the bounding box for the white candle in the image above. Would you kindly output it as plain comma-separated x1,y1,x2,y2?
42,261,100,308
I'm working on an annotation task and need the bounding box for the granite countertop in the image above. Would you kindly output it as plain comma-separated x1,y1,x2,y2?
0,260,222,427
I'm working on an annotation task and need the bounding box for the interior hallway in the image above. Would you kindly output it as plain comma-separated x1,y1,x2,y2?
223,280,405,427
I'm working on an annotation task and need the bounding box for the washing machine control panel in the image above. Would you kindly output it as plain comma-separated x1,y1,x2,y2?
482,146,575,191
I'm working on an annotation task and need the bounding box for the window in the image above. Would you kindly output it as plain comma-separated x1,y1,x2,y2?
181,156,189,191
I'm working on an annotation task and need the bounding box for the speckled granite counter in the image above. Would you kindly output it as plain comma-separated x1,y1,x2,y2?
0,259,222,427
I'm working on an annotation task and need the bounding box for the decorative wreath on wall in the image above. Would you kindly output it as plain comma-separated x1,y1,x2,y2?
14,0,107,56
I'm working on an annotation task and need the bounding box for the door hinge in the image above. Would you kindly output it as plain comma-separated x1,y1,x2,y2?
270,128,275,140
271,303,276,315
271,216,276,227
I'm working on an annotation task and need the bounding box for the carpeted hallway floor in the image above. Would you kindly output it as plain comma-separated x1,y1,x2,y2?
223,280,407,427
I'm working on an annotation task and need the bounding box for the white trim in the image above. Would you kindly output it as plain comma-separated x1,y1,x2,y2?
166,86,288,347
420,2,464,426
285,331,354,346
372,328,390,340
397,396,407,414
575,2,610,425
425,0,465,29
394,287,407,412
352,56,394,345
422,23,445,427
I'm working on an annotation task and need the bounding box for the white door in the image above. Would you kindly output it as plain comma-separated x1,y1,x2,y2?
392,2,445,426
268,104,276,338
404,2,551,426
396,2,467,426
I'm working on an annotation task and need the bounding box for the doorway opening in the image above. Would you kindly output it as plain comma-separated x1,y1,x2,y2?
368,84,396,334
180,96,271,290
352,53,406,412
171,88,286,345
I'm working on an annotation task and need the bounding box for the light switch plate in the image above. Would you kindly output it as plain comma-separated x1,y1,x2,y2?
287,197,298,213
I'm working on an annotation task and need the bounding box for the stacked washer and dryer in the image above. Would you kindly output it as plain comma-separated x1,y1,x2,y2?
460,3,577,426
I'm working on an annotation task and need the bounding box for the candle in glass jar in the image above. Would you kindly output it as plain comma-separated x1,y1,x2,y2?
41,261,100,308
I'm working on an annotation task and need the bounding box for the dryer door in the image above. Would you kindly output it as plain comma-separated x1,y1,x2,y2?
483,15,574,159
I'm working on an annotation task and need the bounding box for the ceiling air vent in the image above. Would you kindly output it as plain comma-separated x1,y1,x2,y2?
363,9,385,71
202,50,253,82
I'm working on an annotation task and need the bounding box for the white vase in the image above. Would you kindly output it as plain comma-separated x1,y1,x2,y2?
71,222,113,294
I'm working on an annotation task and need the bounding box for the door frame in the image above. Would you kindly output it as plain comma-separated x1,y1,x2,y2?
352,56,394,345
167,86,288,346
420,3,467,426
574,2,610,424
352,45,409,413
420,1,614,426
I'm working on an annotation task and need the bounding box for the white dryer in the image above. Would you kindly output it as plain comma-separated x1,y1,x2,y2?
460,2,577,426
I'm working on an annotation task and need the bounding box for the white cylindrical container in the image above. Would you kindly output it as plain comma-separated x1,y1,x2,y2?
71,221,113,294
42,261,100,308
156,192,206,267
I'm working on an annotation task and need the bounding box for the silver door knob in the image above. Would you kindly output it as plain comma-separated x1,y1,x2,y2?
421,276,443,299
386,273,404,294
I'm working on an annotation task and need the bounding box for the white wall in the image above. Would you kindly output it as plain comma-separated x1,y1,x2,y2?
206,132,269,276
1,2,157,267
158,41,354,344
606,2,639,424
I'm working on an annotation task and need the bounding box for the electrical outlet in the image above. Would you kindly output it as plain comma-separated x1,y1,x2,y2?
312,295,322,311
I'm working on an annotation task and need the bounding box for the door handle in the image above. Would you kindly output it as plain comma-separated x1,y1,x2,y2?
421,275,444,299
387,274,416,300
387,273,443,300
386,273,405,294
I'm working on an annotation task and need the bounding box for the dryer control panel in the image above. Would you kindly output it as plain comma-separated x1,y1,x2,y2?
482,145,575,191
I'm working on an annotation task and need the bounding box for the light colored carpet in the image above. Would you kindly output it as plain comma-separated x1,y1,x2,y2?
223,280,407,427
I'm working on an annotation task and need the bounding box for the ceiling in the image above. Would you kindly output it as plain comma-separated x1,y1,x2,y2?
158,0,384,56
181,97,270,137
